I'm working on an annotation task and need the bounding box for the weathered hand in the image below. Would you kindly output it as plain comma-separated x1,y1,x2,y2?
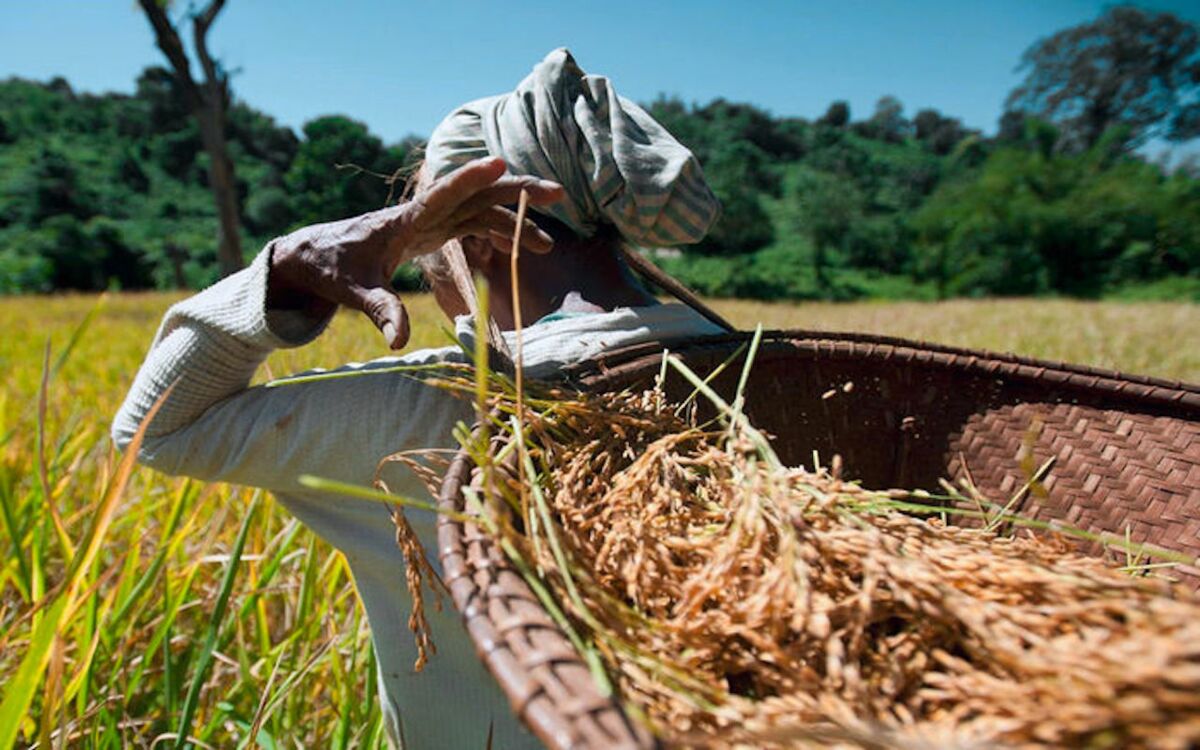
267,157,564,349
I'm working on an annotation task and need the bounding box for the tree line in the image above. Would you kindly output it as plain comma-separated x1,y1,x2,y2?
1,4,1198,299
0,70,418,292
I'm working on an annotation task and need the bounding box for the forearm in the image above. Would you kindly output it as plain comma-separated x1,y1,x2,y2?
111,245,333,449
110,236,471,494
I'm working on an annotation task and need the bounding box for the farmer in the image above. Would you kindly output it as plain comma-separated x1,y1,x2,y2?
113,49,725,748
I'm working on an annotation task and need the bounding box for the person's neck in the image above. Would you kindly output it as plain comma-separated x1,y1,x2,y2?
539,274,658,316
491,246,658,328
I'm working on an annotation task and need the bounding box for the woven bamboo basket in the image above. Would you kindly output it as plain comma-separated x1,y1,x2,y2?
436,330,1200,750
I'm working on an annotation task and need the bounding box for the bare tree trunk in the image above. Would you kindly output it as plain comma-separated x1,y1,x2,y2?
165,242,187,288
196,98,243,277
139,0,244,277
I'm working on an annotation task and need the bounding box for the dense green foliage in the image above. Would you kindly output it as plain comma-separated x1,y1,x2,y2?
913,125,1200,297
2,6,1199,301
645,95,1200,302
0,69,413,293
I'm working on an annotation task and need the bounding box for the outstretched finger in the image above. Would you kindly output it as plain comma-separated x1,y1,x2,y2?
444,179,563,229
416,157,508,221
483,227,553,256
347,284,411,350
485,175,565,205
454,206,554,254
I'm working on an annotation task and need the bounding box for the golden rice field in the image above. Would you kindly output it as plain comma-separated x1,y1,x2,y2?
0,291,1197,749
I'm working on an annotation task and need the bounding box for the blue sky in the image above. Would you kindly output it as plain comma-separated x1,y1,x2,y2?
3,1,1198,147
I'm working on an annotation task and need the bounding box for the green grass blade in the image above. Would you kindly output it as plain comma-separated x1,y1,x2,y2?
0,595,68,749
172,491,261,750
0,477,32,599
298,474,473,523
673,340,748,415
729,323,764,429
109,482,191,626
666,353,782,470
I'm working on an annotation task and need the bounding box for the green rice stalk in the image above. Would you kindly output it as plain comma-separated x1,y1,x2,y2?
172,491,261,750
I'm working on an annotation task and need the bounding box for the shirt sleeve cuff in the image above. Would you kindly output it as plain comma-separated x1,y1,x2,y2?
257,243,336,349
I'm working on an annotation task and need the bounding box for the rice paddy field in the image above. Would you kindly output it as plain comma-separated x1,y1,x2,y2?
1,291,1197,749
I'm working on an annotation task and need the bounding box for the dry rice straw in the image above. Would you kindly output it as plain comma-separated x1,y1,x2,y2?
453,376,1200,749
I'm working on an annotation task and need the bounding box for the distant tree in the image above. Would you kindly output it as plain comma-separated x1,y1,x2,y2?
690,139,776,255
46,77,73,98
243,187,293,237
135,66,191,133
27,216,97,290
0,247,52,293
1174,154,1200,180
1005,5,1200,151
995,110,1028,144
913,109,941,141
116,148,151,193
26,146,92,224
806,132,869,177
89,217,154,289
862,96,910,143
646,96,697,147
818,101,850,129
794,170,864,284
138,0,244,276
844,216,910,273
1007,117,1062,159
227,102,299,174
913,108,969,154
911,132,1200,297
694,99,805,161
285,115,397,225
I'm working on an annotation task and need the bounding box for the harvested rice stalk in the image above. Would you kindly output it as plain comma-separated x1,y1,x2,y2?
449,372,1200,750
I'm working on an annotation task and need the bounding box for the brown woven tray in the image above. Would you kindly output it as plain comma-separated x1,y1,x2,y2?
437,330,1200,750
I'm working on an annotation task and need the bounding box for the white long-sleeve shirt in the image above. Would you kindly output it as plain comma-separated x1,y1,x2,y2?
112,245,722,749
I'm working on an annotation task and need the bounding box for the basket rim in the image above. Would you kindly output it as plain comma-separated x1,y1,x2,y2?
562,328,1200,412
436,440,656,750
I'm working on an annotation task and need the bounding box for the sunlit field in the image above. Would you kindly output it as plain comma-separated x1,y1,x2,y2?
1,292,1197,748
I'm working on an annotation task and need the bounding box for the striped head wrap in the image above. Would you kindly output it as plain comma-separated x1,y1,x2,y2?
424,48,720,247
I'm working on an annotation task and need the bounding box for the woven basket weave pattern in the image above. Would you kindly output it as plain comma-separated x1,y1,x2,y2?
437,330,1200,750
948,403,1200,570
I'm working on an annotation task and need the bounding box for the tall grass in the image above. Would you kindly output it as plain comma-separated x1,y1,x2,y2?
0,291,1195,748
0,294,455,749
